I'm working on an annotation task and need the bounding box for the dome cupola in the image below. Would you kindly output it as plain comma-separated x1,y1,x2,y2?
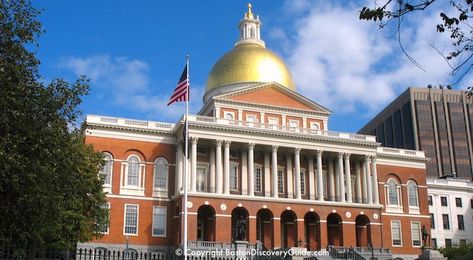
204,4,295,101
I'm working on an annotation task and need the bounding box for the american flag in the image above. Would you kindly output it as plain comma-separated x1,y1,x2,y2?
167,65,189,106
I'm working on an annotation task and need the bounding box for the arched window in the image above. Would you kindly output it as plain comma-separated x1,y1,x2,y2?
100,153,113,186
154,157,168,190
224,112,234,120
387,178,400,206
407,180,419,208
127,156,140,187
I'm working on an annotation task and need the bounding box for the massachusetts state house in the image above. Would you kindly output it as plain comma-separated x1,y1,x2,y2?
82,5,430,259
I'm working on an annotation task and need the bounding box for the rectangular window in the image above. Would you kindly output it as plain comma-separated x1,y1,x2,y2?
411,222,422,247
391,220,402,246
441,196,448,206
196,167,207,192
268,117,279,130
100,203,110,234
277,169,284,194
430,213,435,229
124,204,138,235
428,195,433,206
445,239,452,247
455,197,462,207
246,115,257,127
289,120,299,132
460,239,467,246
457,215,465,230
300,171,306,195
152,206,167,237
442,214,450,230
255,167,262,192
471,199,473,209
197,146,208,156
432,238,437,249
230,163,238,191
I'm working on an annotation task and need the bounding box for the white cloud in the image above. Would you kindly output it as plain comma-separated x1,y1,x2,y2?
277,1,461,117
58,55,203,121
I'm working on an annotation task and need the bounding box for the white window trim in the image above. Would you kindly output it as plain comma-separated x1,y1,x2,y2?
230,162,239,191
300,169,307,195
407,180,420,214
277,166,285,194
152,206,167,237
196,164,209,192
123,204,139,236
153,157,169,197
385,178,402,213
246,114,258,127
120,155,145,196
255,164,263,192
288,120,300,132
411,221,422,247
310,122,320,130
268,117,279,130
100,202,111,234
224,111,235,120
391,220,403,247
100,153,113,193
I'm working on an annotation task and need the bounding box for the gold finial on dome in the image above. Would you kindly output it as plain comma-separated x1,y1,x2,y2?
246,3,254,19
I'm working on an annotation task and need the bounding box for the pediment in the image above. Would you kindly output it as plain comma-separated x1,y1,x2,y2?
214,83,331,114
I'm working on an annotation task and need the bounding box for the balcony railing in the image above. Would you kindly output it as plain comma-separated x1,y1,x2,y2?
87,115,174,131
190,115,377,143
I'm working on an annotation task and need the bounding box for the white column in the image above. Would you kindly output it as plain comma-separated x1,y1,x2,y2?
316,150,324,201
241,149,248,195
294,148,301,199
355,161,362,203
337,153,345,202
175,142,183,195
371,157,379,204
215,140,223,194
223,140,231,194
344,153,352,203
191,137,198,192
328,158,335,201
361,162,368,203
271,145,279,198
248,143,255,196
364,156,372,204
209,146,216,193
264,152,271,197
286,154,293,198
308,156,315,200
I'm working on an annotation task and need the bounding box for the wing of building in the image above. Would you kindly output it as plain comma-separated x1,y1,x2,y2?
81,5,430,259
359,86,473,251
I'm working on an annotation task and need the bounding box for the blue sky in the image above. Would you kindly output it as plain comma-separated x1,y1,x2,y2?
35,0,468,133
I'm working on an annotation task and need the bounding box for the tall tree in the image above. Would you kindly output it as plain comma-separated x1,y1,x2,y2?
360,0,473,95
0,0,108,250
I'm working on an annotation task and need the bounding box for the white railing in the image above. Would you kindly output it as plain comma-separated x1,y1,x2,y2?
86,115,174,131
87,114,386,144
377,146,425,158
191,115,377,143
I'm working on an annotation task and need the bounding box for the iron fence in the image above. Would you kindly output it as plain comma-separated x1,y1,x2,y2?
0,247,174,260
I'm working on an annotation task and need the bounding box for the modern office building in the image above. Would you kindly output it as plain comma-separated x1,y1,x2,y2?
80,5,430,259
359,87,473,180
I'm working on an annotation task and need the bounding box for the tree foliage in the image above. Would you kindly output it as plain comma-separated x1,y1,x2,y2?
0,0,108,250
360,0,473,95
439,242,473,259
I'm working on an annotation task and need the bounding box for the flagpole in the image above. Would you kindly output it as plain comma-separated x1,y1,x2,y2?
183,54,190,259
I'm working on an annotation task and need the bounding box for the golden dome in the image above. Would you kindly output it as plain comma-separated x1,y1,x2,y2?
205,43,295,92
